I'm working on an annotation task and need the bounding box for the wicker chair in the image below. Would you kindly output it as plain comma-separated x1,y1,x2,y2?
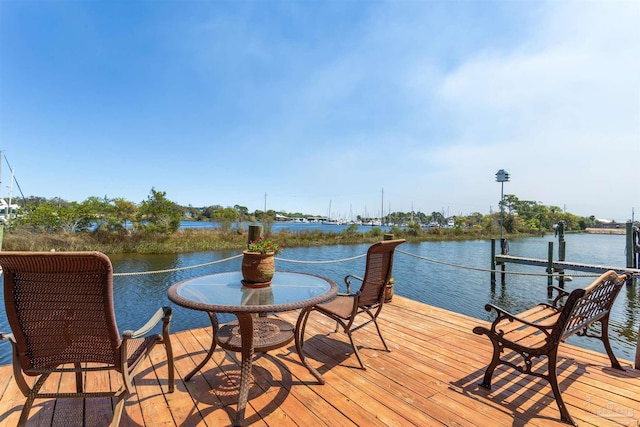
297,239,405,369
0,251,174,426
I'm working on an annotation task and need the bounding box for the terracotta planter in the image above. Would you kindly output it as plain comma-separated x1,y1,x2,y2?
241,251,275,287
384,277,395,303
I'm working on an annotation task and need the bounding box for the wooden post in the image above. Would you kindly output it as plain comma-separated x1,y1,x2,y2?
547,242,554,298
247,224,265,317
248,225,263,244
557,221,566,289
626,221,635,269
490,239,496,287
383,233,395,302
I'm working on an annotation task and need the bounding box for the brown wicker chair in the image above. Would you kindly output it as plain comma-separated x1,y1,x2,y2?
296,239,405,369
0,251,174,426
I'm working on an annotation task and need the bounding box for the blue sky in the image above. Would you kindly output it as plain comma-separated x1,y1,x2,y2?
1,1,638,221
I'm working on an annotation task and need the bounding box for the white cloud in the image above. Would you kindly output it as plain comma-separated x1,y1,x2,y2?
425,0,640,219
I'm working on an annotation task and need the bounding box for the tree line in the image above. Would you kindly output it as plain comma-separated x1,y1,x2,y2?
6,188,601,238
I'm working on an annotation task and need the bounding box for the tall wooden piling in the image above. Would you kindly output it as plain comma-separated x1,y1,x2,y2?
547,242,554,297
557,221,566,289
383,233,395,302
248,225,263,244
626,221,636,269
490,239,496,287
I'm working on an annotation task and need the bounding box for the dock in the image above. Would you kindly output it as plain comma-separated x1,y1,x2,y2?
495,254,640,276
1,296,639,426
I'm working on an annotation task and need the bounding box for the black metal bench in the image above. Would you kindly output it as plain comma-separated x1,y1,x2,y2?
473,270,630,426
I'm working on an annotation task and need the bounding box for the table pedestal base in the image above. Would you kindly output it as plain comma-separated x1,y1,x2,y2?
184,314,307,426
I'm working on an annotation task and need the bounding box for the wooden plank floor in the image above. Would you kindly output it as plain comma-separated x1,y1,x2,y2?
1,296,639,426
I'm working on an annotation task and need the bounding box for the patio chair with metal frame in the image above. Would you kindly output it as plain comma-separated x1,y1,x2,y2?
0,251,174,426
296,239,405,369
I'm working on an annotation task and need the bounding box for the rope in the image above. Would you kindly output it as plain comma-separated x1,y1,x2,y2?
275,254,366,264
112,249,608,279
113,254,243,276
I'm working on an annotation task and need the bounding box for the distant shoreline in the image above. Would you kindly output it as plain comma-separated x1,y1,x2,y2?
584,228,625,235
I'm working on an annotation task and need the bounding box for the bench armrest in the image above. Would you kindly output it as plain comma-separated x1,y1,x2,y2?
483,303,555,334
547,285,571,308
344,274,363,295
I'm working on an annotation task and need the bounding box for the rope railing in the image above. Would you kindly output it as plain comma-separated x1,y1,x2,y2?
275,254,366,264
113,254,243,277
112,249,601,279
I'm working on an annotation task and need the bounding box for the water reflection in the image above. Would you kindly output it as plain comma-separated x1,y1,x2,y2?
0,234,636,366
241,287,275,306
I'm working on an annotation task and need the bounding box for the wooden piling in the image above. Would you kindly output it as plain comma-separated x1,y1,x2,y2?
490,239,496,287
383,233,395,302
248,225,262,244
557,221,566,289
547,242,554,297
626,221,635,269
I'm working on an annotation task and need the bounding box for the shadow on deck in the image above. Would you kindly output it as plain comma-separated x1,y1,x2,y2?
1,296,639,426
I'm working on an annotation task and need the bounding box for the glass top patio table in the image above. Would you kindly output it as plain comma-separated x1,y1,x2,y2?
168,271,337,313
167,270,337,427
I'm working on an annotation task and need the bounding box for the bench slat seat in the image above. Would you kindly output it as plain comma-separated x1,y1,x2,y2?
473,270,629,426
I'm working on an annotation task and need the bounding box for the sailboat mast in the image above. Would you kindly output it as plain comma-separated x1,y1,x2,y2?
7,166,15,219
0,150,3,201
381,188,384,225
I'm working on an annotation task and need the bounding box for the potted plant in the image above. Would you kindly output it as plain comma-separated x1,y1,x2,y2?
246,236,285,255
241,236,284,287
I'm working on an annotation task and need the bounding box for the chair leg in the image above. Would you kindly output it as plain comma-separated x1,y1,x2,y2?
479,339,501,389
161,306,175,392
163,336,175,393
600,318,623,370
75,363,83,393
17,373,49,427
110,387,128,427
166,343,175,393
548,353,576,426
295,308,312,364
345,330,366,370
371,319,390,352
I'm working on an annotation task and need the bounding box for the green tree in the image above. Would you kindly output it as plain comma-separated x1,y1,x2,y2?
81,196,112,231
212,207,240,231
406,222,421,236
234,205,249,221
136,188,181,234
431,211,444,225
15,203,62,233
112,198,137,231
16,201,93,233
184,204,202,220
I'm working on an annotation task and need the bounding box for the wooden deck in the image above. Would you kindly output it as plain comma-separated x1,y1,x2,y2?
1,296,639,426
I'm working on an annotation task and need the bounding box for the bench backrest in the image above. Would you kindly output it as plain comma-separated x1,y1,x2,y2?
557,270,627,341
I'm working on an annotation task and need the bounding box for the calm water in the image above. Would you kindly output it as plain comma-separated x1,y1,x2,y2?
0,233,636,366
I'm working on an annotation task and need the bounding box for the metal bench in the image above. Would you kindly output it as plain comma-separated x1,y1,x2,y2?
473,270,630,426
